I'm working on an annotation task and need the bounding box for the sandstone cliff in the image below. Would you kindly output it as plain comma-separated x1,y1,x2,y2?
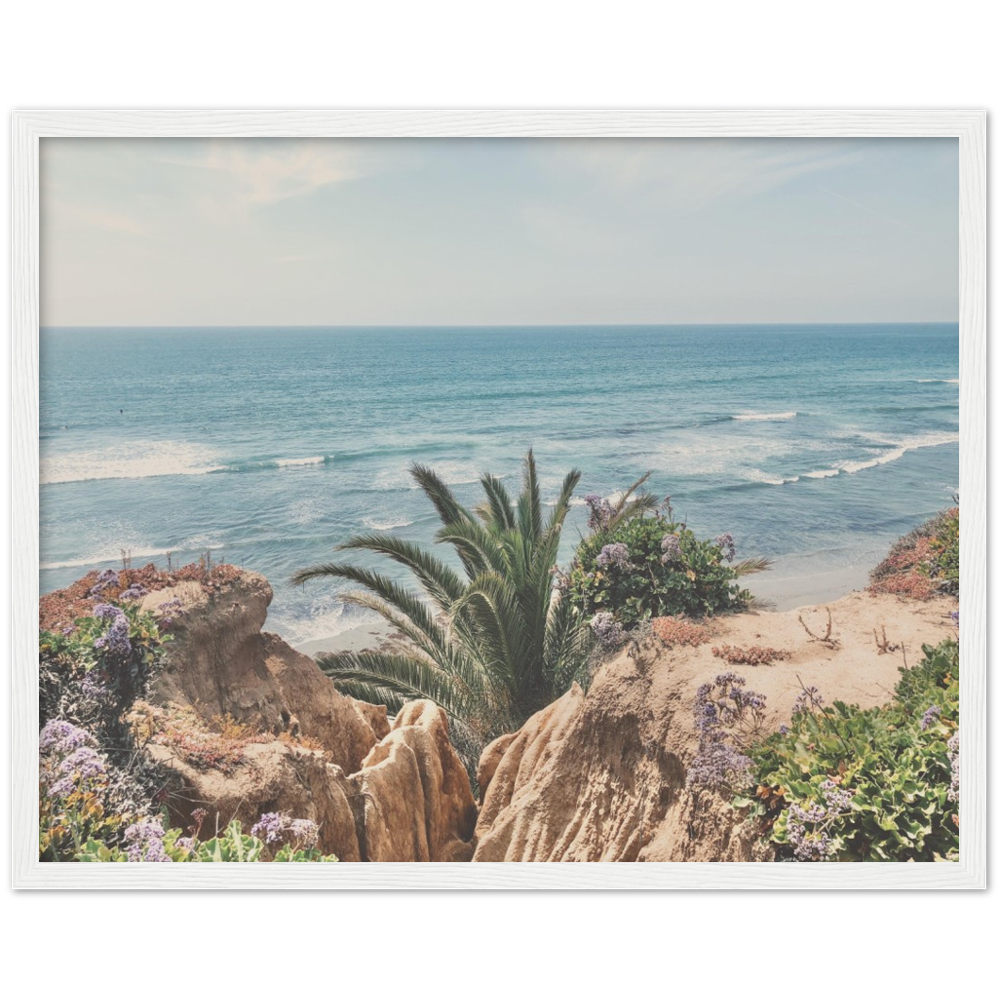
142,571,477,862
472,591,956,861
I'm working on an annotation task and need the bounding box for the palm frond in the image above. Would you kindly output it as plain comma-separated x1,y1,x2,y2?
409,463,473,527
317,649,478,719
733,556,774,577
329,533,466,609
516,449,543,544
476,473,517,532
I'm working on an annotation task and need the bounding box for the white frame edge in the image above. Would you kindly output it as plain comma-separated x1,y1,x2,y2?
11,110,987,890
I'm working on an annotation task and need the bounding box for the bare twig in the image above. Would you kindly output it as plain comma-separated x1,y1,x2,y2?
798,607,840,649
873,625,899,655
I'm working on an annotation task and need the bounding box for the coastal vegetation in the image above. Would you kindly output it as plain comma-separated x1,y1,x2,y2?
565,495,769,629
38,570,337,863
749,637,959,861
37,479,958,865
869,505,959,600
293,450,600,756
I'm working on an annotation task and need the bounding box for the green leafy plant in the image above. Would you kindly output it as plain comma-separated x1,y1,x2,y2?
293,450,595,758
748,639,959,862
566,506,766,628
77,819,339,863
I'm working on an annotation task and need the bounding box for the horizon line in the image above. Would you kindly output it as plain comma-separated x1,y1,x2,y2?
41,319,960,330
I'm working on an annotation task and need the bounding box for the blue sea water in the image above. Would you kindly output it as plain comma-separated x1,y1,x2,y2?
39,324,959,644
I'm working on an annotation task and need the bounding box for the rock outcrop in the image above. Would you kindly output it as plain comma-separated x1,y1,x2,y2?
357,701,477,862
472,591,956,862
143,574,378,774
143,570,477,862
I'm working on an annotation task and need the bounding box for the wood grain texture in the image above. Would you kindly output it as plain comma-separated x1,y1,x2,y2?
11,110,987,890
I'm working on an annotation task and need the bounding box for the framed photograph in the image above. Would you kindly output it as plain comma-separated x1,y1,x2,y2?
12,110,986,889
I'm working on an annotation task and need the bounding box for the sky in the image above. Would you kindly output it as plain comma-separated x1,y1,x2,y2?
40,137,959,326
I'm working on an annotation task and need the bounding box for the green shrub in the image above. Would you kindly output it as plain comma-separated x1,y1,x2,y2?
924,507,959,595
566,513,755,628
747,639,959,862
77,818,339,863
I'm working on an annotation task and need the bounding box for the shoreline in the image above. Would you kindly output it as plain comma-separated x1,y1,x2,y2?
290,562,872,659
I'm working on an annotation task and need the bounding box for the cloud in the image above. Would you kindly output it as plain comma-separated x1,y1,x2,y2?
54,202,148,238
554,138,866,210
197,140,364,204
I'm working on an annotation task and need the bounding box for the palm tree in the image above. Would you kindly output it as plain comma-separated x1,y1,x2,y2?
292,450,594,750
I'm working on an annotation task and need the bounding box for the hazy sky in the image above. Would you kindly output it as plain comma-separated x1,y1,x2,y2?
40,137,958,326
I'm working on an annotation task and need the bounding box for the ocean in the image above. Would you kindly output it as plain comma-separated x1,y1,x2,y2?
39,324,959,645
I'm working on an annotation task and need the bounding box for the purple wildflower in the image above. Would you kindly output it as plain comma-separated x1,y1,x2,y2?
92,603,132,658
119,583,148,601
687,673,767,793
793,686,824,715
921,705,942,731
88,569,120,596
950,610,959,628
715,532,736,563
288,818,319,850
80,670,112,703
61,626,75,636
590,611,624,648
660,533,682,564
124,819,172,862
40,719,95,756
785,780,854,862
251,812,286,844
947,731,959,804
596,542,630,569
44,744,109,799
157,597,185,626
778,724,789,736
583,494,615,532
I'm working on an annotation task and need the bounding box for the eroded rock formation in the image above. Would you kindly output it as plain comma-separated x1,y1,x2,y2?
143,571,477,862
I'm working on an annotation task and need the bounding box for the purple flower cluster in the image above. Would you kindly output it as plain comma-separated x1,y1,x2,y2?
39,719,94,755
157,597,185,626
793,686,824,715
659,533,682,564
950,610,959,628
786,779,854,862
715,532,737,563
583,494,615,532
288,818,320,850
590,611,624,648
124,818,172,862
250,811,320,850
596,542,630,569
80,670,112,703
88,569,120,596
947,731,959,804
92,603,132,658
687,673,767,793
119,583,148,601
47,746,108,798
920,704,942,731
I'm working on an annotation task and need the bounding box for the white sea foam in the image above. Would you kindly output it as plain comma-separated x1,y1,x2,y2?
41,539,224,571
362,516,415,530
41,441,223,485
745,469,799,486
837,432,959,475
916,379,959,384
802,468,841,479
732,411,797,421
274,455,326,468
41,442,331,484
